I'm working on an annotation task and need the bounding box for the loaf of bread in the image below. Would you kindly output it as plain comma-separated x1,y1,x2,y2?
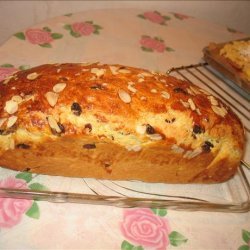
0,63,245,183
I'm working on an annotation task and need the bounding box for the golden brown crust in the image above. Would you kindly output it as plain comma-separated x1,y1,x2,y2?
203,39,250,93
0,63,245,183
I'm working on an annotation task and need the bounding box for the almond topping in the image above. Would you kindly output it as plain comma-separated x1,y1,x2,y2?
160,79,166,83
161,91,170,99
148,133,162,140
140,96,147,101
27,72,39,80
110,66,118,75
127,85,137,93
171,144,185,154
56,68,61,73
180,100,190,108
183,148,202,159
212,105,227,117
45,92,59,107
138,78,144,83
3,75,14,85
208,96,218,106
47,116,61,133
118,69,131,74
91,68,106,77
136,124,146,134
140,72,152,77
11,95,23,104
7,116,17,128
0,118,7,127
118,89,131,103
4,100,18,114
53,83,67,93
126,145,141,152
188,98,196,110
151,89,157,93
128,81,135,85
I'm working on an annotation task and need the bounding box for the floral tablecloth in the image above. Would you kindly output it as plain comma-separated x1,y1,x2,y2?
0,9,249,250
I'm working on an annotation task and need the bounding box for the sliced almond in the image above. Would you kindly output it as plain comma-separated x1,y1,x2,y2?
45,92,59,107
110,66,118,75
140,96,147,101
11,95,23,104
7,116,17,128
24,94,35,102
171,144,185,154
161,91,170,99
196,108,201,115
118,69,131,74
0,118,7,127
27,72,39,80
212,105,227,117
148,133,162,140
138,78,144,83
160,79,166,83
140,72,152,77
118,89,131,103
184,147,202,159
91,68,106,77
151,89,157,93
47,115,61,133
56,68,61,73
127,85,137,93
208,95,218,106
126,144,141,152
180,100,190,108
188,98,196,111
136,124,146,134
4,100,18,114
128,81,135,85
3,75,14,85
53,83,67,93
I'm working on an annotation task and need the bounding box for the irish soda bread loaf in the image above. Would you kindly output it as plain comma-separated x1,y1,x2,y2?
0,63,245,183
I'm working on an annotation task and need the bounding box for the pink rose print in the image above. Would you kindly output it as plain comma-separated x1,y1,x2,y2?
138,11,171,25
0,67,18,81
120,208,171,249
25,28,53,45
71,22,95,36
0,177,32,228
140,35,174,53
64,21,103,38
144,11,165,24
14,27,63,48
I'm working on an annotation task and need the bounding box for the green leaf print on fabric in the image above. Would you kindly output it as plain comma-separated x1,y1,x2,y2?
238,229,250,250
121,240,143,250
151,208,167,217
14,32,26,40
39,43,52,48
169,231,188,246
16,172,33,183
29,182,49,191
26,201,40,219
51,33,63,39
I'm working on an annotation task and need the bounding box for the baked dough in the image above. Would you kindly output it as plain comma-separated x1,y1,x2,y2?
0,63,245,183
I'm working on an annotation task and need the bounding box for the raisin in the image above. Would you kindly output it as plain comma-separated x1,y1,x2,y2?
16,143,30,149
165,118,176,123
58,123,65,133
83,143,96,149
202,141,214,153
90,84,103,90
173,87,187,94
146,124,155,134
71,102,82,116
193,125,204,134
84,123,92,132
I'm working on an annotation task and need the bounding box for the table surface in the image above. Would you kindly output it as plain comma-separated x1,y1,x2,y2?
0,9,249,250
